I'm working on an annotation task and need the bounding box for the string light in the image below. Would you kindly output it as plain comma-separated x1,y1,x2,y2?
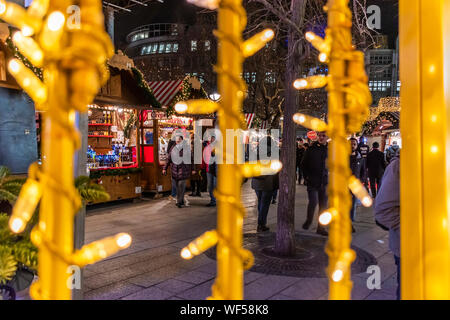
242,29,275,57
72,233,132,266
186,0,219,10
8,58,47,104
9,178,42,233
174,99,219,114
180,230,218,260
305,31,330,54
293,113,328,131
12,31,44,67
319,208,338,226
241,160,282,178
348,176,373,207
293,75,328,90
0,1,41,36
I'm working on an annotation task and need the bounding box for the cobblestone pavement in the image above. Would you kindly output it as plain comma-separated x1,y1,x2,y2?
16,181,396,300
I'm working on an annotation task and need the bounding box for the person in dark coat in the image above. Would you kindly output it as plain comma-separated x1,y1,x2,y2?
251,136,279,232
162,135,193,208
357,137,370,188
350,138,362,228
367,141,386,198
296,140,306,185
204,136,217,207
189,135,202,197
301,131,328,236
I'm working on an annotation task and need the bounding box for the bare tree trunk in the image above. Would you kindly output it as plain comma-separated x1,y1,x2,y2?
275,0,305,256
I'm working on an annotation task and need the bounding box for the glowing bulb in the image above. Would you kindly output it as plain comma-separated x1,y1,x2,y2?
294,114,306,123
174,102,188,113
270,160,282,172
429,64,436,74
361,196,373,207
431,115,437,123
21,26,34,37
0,1,5,14
293,79,308,89
319,52,328,62
8,59,20,73
332,269,344,282
262,29,274,41
319,211,333,226
10,218,24,233
305,32,315,41
116,233,132,248
181,248,193,259
431,145,438,154
47,11,65,31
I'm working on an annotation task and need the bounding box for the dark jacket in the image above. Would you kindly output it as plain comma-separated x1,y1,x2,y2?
251,173,279,191
296,147,305,167
350,151,362,179
164,143,193,181
301,142,328,188
367,149,386,177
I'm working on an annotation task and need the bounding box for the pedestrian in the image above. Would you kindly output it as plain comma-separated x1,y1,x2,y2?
204,135,217,207
296,140,306,185
167,137,177,201
189,134,202,197
374,156,400,300
301,131,329,236
162,135,194,208
357,136,370,188
367,141,386,198
251,136,279,232
349,138,362,231
385,141,400,164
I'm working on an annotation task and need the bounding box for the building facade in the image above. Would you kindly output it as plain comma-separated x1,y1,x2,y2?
124,22,218,95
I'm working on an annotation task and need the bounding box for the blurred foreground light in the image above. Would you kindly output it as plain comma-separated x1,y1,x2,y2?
332,269,344,282
293,113,328,131
186,0,219,10
47,11,65,31
319,208,338,226
174,99,219,114
180,230,218,260
242,28,274,57
293,75,328,90
348,176,372,207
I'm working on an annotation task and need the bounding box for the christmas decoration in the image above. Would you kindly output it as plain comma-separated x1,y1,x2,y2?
5,35,43,80
170,76,208,117
130,67,161,109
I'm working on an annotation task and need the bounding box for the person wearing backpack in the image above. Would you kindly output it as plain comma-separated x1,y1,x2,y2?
374,155,400,300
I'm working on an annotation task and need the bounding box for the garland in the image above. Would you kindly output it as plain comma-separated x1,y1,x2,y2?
169,76,208,117
5,35,43,80
362,111,399,135
130,67,161,109
89,167,142,180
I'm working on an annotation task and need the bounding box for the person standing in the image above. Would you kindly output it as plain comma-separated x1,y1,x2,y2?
357,137,370,188
385,141,400,164
374,156,400,300
204,135,217,207
301,131,329,236
251,136,279,232
367,141,386,198
189,135,202,197
296,140,306,185
167,137,177,201
350,138,362,231
162,135,193,208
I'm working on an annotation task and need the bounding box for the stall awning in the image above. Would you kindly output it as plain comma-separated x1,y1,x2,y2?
148,80,183,107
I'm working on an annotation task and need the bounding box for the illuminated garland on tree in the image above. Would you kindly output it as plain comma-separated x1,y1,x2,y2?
169,75,208,117
130,67,161,109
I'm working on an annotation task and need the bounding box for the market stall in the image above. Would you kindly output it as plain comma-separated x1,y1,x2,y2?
87,52,160,203
141,75,213,193
362,97,400,151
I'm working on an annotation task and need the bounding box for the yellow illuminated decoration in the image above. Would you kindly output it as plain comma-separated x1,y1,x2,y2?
293,0,371,299
175,0,280,300
3,0,131,299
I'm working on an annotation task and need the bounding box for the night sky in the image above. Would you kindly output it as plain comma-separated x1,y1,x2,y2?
114,0,198,49
114,0,399,50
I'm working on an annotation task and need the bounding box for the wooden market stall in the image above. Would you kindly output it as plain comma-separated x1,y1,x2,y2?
140,76,215,193
87,52,161,203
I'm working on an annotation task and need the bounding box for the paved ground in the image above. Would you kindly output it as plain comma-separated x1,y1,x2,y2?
75,182,397,300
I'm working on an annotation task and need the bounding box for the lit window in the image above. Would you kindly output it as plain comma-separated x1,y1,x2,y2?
151,43,158,54
173,43,179,52
191,40,197,51
205,40,211,51
159,43,165,53
265,72,276,84
166,43,172,53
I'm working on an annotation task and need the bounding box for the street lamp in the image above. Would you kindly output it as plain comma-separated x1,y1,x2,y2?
209,92,221,102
